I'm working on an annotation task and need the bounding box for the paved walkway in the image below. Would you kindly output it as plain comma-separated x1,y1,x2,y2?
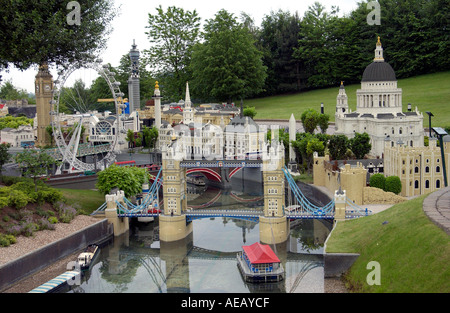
423,186,450,236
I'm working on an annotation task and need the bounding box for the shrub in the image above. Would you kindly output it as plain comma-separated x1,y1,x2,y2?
56,203,77,223
370,173,386,190
0,196,9,208
48,216,58,224
37,217,55,231
0,234,17,247
36,189,63,205
385,176,402,195
8,189,30,209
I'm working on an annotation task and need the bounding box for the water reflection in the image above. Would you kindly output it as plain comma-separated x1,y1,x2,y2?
67,183,332,293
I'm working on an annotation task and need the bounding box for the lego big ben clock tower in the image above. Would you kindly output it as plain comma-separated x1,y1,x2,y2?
35,63,53,147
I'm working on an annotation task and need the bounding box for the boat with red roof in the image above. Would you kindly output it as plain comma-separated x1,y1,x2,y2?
237,242,285,283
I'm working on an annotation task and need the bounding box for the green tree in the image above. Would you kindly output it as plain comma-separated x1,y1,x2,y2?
126,129,135,148
14,149,60,191
350,132,372,159
259,10,303,95
96,164,147,197
0,0,118,71
370,173,386,190
318,113,330,134
190,9,267,103
384,176,402,195
144,5,201,100
328,134,350,160
0,143,11,179
293,2,339,88
243,107,257,119
0,80,30,100
143,126,158,149
300,108,320,134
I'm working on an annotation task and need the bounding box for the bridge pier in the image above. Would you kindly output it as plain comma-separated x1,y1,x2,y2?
159,215,193,242
259,216,289,245
105,191,129,236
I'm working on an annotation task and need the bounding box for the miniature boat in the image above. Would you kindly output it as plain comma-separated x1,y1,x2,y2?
187,175,206,186
77,244,99,271
237,242,285,283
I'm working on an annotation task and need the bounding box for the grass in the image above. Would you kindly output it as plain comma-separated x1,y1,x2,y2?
57,188,105,215
325,194,450,292
245,71,450,127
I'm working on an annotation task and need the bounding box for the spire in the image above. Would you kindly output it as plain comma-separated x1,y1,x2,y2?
374,36,384,62
185,81,191,108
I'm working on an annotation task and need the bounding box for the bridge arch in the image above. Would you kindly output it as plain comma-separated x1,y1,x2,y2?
186,168,222,182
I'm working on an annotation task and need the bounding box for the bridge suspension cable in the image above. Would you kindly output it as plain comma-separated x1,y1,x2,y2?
282,166,335,217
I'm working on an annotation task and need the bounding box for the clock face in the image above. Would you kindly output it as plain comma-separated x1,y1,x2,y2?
35,84,40,93
44,84,51,92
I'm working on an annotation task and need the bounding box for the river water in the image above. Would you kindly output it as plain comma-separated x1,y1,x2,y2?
65,181,332,293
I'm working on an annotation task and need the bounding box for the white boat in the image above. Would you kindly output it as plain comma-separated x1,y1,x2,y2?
77,244,99,271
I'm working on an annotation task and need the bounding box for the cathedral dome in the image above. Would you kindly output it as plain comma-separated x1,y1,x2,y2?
361,61,396,82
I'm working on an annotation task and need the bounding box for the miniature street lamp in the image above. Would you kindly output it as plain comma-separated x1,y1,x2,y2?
426,111,434,138
432,127,448,187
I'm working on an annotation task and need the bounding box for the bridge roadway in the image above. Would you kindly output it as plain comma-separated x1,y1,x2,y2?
117,208,336,221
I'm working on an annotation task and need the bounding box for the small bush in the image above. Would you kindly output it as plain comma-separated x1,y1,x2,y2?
8,189,30,209
0,234,17,247
370,173,386,190
37,217,56,231
48,216,58,224
0,196,9,208
385,176,402,195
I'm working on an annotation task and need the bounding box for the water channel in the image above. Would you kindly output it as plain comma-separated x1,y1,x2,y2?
64,178,333,293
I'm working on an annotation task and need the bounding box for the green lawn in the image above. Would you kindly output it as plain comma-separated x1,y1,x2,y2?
58,188,105,215
325,194,450,292
246,71,450,127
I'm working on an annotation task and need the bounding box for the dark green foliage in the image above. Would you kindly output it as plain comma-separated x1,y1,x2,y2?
145,5,201,100
370,173,386,190
0,0,118,70
190,10,267,103
385,176,402,194
350,132,372,159
328,135,350,160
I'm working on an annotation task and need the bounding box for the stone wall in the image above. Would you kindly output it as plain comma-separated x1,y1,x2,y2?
363,186,406,204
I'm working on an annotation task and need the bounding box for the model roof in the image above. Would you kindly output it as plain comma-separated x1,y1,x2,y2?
242,242,280,264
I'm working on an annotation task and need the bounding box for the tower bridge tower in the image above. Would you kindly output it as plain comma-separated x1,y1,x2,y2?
260,142,289,244
159,139,192,242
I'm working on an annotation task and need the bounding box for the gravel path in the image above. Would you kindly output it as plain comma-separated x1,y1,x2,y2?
0,215,101,293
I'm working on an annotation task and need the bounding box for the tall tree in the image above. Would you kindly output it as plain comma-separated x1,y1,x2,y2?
15,149,60,191
144,5,201,100
259,10,303,95
190,10,267,103
0,0,118,70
